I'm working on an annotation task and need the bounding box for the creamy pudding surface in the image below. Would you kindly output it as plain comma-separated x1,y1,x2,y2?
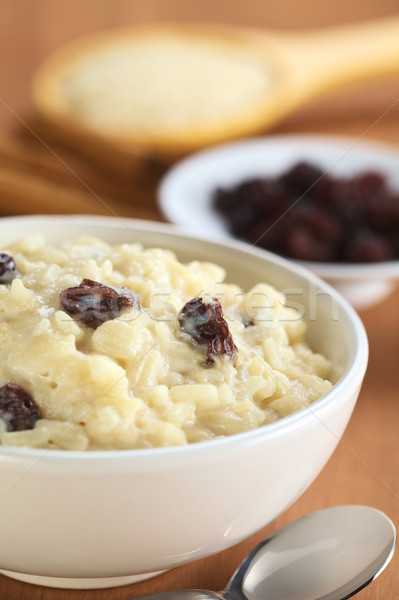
0,235,333,450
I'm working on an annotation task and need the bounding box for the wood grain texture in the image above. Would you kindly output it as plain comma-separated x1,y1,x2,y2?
0,1,398,598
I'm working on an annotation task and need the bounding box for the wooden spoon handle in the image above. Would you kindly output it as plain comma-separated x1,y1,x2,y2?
265,16,399,101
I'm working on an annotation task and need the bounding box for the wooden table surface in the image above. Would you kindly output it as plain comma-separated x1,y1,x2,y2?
1,1,399,598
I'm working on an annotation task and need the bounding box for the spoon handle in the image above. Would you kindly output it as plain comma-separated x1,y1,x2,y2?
258,16,399,103
130,591,223,600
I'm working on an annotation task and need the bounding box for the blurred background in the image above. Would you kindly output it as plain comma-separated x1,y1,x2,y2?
1,0,399,221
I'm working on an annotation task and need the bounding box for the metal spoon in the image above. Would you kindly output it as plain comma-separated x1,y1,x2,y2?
130,505,395,600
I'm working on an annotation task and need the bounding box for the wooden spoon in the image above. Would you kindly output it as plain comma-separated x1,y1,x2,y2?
32,17,399,159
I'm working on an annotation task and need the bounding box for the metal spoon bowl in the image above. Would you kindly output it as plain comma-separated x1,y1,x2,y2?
131,506,395,600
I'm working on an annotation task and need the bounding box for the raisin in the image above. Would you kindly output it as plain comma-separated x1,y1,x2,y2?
285,227,335,262
352,172,386,201
0,253,18,284
345,232,394,263
178,297,238,366
365,193,399,232
299,206,341,243
327,179,367,221
214,178,290,239
60,279,139,328
246,209,295,254
212,161,399,264
281,161,326,196
0,383,40,432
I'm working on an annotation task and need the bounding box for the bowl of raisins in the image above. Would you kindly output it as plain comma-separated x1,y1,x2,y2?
0,215,367,589
159,134,399,309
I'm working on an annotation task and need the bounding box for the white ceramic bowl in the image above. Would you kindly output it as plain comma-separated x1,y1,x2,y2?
158,134,399,309
0,216,368,590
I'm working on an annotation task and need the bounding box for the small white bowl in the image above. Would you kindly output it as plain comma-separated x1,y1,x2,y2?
0,215,367,589
158,134,399,309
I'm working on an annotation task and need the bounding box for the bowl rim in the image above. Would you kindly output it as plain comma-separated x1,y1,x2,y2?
0,214,368,462
158,132,399,278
